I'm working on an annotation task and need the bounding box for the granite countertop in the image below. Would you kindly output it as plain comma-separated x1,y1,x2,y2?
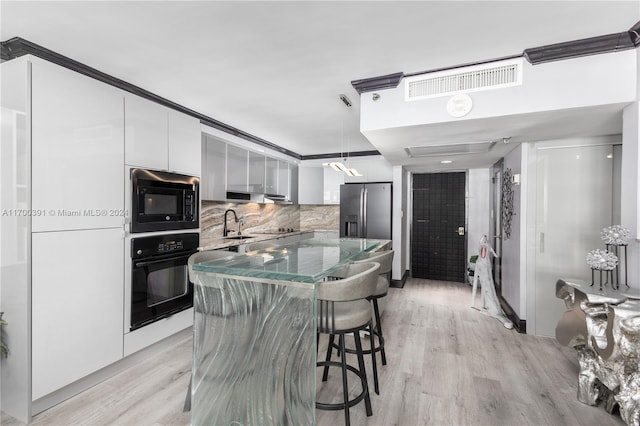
199,230,314,251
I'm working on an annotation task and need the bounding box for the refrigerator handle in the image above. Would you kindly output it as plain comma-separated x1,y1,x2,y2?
361,188,367,237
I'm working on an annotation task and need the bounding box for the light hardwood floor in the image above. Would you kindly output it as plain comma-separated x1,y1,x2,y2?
2,278,625,425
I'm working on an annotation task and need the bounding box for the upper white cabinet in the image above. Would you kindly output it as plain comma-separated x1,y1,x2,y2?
200,134,297,202
124,94,168,170
227,144,249,192
125,95,201,175
168,108,201,176
265,157,278,194
31,58,124,232
278,161,290,198
202,134,227,200
248,151,265,193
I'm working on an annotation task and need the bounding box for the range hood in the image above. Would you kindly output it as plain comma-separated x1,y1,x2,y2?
226,191,291,204
263,194,291,204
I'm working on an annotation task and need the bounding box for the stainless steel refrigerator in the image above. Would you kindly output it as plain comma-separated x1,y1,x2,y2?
340,183,392,239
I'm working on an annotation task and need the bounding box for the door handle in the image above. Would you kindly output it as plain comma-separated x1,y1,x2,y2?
457,227,465,236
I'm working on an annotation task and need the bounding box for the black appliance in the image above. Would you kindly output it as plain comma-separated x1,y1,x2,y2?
130,232,199,330
131,168,199,233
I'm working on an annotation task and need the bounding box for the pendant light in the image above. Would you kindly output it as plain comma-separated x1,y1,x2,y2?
323,94,362,177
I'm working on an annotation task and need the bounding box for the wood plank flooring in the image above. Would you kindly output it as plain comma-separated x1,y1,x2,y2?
2,278,624,425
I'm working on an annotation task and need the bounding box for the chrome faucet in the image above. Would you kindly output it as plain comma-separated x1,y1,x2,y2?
223,209,239,237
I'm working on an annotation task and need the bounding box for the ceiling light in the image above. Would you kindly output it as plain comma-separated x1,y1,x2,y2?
405,141,496,158
440,160,453,164
329,162,344,172
324,161,362,177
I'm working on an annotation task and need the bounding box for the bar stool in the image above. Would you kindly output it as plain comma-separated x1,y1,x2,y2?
316,261,380,426
339,249,394,395
356,250,393,363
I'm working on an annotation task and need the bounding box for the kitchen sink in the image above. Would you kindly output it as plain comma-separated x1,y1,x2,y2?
224,235,255,240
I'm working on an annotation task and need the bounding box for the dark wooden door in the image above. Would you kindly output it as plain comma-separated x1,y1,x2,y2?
412,172,466,282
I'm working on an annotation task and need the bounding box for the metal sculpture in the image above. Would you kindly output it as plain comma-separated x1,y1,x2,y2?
556,279,640,426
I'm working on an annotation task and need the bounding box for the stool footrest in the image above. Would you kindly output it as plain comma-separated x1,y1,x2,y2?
316,360,369,411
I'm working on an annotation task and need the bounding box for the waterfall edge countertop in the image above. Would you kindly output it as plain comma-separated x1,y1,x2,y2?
188,237,390,425
192,237,385,283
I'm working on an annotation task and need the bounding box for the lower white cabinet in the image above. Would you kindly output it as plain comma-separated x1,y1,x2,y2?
31,228,124,400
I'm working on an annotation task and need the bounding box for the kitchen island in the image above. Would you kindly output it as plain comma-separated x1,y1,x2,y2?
188,237,386,425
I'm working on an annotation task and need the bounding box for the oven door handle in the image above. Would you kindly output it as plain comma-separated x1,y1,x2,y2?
133,252,196,268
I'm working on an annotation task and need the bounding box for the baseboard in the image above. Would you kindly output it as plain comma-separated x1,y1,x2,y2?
391,270,409,288
499,295,526,334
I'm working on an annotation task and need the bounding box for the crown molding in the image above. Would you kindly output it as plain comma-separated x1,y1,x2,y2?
300,150,381,161
1,37,301,159
523,31,635,64
350,72,404,94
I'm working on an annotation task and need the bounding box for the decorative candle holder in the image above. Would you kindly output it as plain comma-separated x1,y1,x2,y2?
601,225,631,289
586,249,618,292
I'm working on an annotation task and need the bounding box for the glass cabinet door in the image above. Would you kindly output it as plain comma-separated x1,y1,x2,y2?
202,135,226,200
278,160,289,198
249,151,265,193
265,157,278,194
227,145,248,192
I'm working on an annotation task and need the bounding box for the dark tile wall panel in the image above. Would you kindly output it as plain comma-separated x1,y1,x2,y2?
412,172,466,282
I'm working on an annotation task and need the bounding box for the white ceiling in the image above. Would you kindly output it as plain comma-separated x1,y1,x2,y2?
2,1,639,170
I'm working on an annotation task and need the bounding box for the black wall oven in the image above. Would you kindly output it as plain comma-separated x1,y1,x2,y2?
131,168,199,233
130,233,199,331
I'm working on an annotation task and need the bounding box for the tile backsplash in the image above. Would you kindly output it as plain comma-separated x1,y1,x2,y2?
200,201,339,246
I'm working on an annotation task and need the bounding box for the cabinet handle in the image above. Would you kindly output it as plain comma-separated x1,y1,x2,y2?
540,232,545,253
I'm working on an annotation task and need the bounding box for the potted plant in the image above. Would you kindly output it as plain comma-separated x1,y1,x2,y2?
0,312,8,357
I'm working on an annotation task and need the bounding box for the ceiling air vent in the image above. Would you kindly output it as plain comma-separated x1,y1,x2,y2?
405,141,496,158
405,58,523,101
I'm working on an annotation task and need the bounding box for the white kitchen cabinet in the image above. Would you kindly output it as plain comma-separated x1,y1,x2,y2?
248,151,265,193
202,134,227,200
227,144,248,192
31,58,124,232
124,93,168,170
298,166,324,204
168,108,201,176
125,94,201,175
31,228,124,400
278,160,290,198
290,164,298,204
265,157,278,194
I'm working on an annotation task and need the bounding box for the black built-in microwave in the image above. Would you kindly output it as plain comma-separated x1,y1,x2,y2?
131,168,199,233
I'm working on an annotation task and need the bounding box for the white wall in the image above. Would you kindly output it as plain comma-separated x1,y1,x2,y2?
361,50,636,132
392,166,405,281
501,146,524,318
298,155,393,205
323,168,343,204
467,168,491,262
297,166,323,204
621,102,639,287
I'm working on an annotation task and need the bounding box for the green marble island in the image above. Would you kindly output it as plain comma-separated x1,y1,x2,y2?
189,238,383,425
